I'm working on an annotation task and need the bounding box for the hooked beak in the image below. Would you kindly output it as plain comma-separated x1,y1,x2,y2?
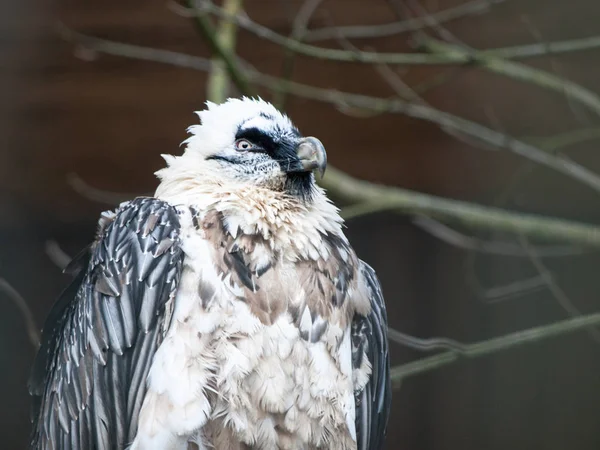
295,137,327,178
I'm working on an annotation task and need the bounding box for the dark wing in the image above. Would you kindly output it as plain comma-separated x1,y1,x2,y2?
28,198,184,450
353,261,392,450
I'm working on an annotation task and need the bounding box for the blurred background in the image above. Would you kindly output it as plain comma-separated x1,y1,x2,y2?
3,0,600,448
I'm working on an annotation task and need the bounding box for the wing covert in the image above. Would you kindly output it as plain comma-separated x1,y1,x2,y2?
29,197,184,449
353,261,392,450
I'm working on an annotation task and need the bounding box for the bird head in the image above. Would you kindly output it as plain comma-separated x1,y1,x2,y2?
181,97,327,201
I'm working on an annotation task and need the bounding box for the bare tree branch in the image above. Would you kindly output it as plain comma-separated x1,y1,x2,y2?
188,0,477,65
45,240,72,271
413,216,585,257
518,234,600,344
491,34,600,59
274,0,325,108
326,166,600,247
390,312,600,386
393,0,467,46
56,22,213,71
192,1,600,68
303,0,504,42
67,173,137,205
184,0,255,95
473,275,547,303
205,0,243,102
530,127,600,151
421,36,600,117
388,327,468,353
0,278,40,349
258,77,600,193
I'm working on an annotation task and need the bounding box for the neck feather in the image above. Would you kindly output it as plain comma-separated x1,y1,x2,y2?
154,154,346,257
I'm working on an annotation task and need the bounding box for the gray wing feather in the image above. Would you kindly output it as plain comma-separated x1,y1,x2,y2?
353,261,392,450
29,198,184,449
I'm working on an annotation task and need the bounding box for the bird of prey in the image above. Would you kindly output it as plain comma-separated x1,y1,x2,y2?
29,97,391,450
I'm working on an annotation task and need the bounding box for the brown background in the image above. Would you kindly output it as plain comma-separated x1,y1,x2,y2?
2,0,600,448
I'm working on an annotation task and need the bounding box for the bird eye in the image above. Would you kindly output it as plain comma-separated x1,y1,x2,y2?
235,139,255,151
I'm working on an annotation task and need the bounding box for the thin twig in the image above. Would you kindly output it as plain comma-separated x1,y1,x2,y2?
190,0,479,65
327,167,600,247
67,173,136,205
394,0,467,46
463,85,598,306
56,22,213,71
205,0,243,102
388,327,468,353
421,36,600,117
413,216,585,257
529,127,600,152
45,240,72,271
490,35,600,59
303,0,504,42
185,0,254,95
475,275,547,303
390,312,600,386
194,1,600,70
274,0,325,108
256,77,600,194
518,234,600,344
0,278,40,349
517,14,591,125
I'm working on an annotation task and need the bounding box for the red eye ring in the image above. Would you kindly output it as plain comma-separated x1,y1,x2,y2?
235,139,253,151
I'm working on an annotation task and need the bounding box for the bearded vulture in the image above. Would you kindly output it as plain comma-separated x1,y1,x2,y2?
29,98,391,450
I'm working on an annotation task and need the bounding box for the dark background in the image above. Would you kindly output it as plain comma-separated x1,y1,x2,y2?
2,0,600,448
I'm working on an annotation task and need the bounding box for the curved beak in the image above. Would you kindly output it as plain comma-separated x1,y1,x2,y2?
295,136,327,178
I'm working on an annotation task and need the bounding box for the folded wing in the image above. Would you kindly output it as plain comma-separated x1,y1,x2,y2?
353,261,392,450
29,198,184,449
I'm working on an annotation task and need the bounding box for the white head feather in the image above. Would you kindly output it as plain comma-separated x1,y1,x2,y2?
184,97,296,158
154,97,344,250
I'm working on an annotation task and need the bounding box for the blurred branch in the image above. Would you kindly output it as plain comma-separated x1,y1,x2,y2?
472,275,547,303
464,76,599,305
492,35,600,59
56,22,213,71
413,216,585,257
396,0,466,46
388,327,467,353
67,173,135,205
326,166,600,247
528,127,600,152
304,0,503,42
188,1,600,68
421,36,600,116
184,0,254,95
274,0,325,108
390,312,600,386
45,240,72,271
252,75,600,192
205,0,242,102
0,278,40,349
188,0,475,65
518,234,600,344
